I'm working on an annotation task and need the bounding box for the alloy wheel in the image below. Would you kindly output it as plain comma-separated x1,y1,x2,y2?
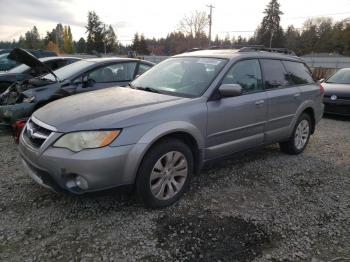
294,119,310,150
149,151,188,200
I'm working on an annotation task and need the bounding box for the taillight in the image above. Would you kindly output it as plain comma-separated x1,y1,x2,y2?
12,118,28,142
319,83,324,94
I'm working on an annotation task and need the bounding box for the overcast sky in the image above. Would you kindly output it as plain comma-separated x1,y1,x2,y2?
1,0,350,44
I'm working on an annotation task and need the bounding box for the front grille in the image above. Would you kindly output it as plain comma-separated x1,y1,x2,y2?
324,95,350,100
23,119,52,148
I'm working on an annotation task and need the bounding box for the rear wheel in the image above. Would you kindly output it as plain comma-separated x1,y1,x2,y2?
279,113,311,155
136,138,193,208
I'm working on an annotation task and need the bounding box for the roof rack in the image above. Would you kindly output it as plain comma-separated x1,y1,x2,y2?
239,46,296,56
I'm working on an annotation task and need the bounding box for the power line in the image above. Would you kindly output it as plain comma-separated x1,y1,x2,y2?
287,11,350,20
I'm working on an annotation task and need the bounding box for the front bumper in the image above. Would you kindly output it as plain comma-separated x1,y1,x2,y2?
323,97,350,116
0,103,34,125
19,132,148,194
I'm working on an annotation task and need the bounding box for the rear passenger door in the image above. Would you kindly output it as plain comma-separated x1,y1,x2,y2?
260,59,303,143
206,59,268,159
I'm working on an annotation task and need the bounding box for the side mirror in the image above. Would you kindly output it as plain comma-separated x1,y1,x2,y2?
82,75,94,88
218,84,242,98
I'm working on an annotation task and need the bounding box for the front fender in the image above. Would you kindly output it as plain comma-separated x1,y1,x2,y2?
137,121,205,149
120,121,205,183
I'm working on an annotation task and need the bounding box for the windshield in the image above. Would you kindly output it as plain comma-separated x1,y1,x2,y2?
9,63,30,73
326,69,350,84
42,60,94,81
131,57,227,97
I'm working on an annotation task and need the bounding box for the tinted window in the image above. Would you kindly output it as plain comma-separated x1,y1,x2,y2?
260,59,289,89
137,63,152,75
88,62,137,83
222,59,263,93
282,61,314,85
326,69,350,84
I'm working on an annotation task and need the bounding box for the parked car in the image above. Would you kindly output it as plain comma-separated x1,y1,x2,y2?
322,68,350,116
0,48,154,126
0,56,81,93
0,48,57,72
18,48,324,208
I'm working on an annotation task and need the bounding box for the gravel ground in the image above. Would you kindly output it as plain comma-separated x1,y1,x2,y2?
0,116,349,262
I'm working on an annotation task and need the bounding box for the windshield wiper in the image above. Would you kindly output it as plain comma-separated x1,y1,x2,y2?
130,84,160,93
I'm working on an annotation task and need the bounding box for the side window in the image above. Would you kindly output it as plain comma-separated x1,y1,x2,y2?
222,59,263,93
45,60,60,71
260,59,290,89
137,63,152,75
88,62,137,83
282,61,314,85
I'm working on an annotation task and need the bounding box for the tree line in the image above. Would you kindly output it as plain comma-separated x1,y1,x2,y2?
1,0,350,56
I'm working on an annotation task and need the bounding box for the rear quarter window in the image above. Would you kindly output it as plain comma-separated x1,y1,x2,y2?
282,61,314,85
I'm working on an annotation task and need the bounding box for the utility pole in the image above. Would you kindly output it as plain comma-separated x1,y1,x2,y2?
269,30,274,48
207,4,215,48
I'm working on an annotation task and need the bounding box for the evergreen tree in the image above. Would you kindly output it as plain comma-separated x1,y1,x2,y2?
85,11,105,54
139,34,150,54
24,26,42,49
256,0,284,47
285,25,300,53
76,37,87,53
131,33,140,52
105,25,118,53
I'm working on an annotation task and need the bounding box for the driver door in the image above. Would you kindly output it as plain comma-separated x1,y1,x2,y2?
75,62,137,93
206,59,267,160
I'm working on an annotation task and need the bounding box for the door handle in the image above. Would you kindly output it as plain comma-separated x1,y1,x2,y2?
255,100,265,105
294,93,301,97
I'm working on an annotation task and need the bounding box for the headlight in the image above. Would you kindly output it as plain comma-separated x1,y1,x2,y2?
53,130,121,152
23,96,35,103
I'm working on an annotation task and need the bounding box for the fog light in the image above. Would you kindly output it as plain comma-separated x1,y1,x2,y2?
75,176,89,190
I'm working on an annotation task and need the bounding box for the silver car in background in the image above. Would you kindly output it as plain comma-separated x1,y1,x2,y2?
19,48,324,208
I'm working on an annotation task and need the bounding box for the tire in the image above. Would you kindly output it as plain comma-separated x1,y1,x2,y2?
136,138,194,208
279,113,312,155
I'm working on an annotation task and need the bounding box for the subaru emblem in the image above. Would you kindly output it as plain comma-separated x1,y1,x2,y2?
330,95,337,101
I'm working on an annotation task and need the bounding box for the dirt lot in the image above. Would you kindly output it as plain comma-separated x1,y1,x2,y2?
0,117,349,262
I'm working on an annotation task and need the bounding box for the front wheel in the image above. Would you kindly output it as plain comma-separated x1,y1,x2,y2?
279,113,311,155
136,139,193,208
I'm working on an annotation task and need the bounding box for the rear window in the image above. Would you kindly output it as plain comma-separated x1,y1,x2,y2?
260,59,289,89
282,61,314,85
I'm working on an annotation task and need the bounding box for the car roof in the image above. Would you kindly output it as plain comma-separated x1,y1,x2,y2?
85,57,148,63
175,49,302,62
39,56,81,62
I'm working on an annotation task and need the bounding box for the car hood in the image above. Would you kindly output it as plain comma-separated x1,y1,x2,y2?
323,83,350,98
33,87,186,132
8,48,58,80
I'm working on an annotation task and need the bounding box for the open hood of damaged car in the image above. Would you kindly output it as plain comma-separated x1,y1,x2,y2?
8,48,58,81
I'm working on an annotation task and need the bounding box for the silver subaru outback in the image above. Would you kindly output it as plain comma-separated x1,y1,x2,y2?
18,49,324,207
